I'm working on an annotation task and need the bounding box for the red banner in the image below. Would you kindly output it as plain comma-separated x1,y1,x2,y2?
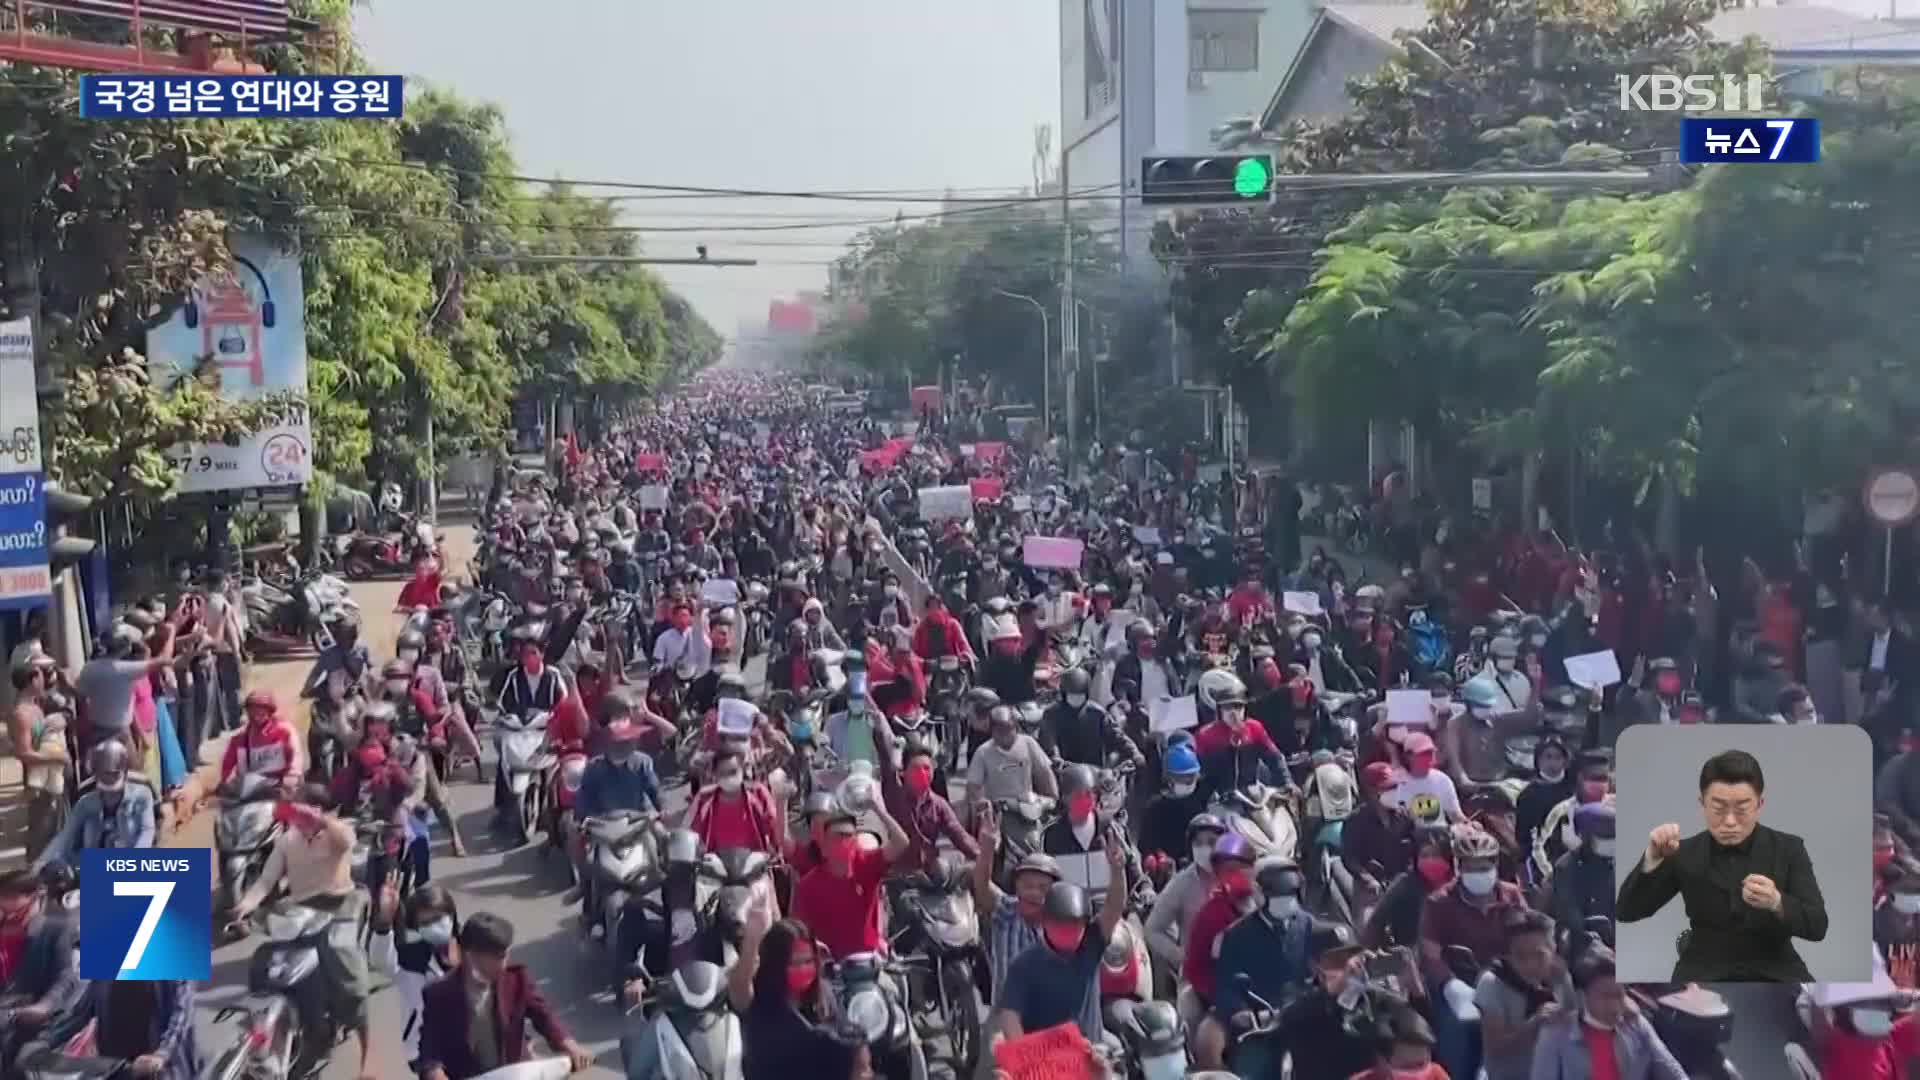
990,1023,1097,1080
634,452,665,472
970,476,1004,502
973,441,1007,465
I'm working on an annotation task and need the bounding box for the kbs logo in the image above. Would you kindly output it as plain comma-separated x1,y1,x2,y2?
1617,74,1767,112
79,849,211,980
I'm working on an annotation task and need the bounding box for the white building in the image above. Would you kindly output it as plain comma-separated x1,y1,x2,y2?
1058,0,1320,264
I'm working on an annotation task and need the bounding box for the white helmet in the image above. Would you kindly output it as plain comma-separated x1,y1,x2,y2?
1196,668,1247,711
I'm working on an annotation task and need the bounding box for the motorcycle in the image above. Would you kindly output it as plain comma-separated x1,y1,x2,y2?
1636,983,1742,1079
498,710,555,845
890,855,983,1074
201,900,368,1080
1208,781,1299,862
927,654,970,772
586,810,666,976
546,745,592,882
696,847,774,969
1104,998,1187,1080
741,581,773,659
825,952,931,1080
307,691,363,785
214,773,285,922
991,793,1056,888
781,691,833,811
620,961,744,1080
1303,760,1358,926
339,532,413,581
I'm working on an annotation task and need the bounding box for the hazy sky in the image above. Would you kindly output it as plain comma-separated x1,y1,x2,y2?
359,1,1061,337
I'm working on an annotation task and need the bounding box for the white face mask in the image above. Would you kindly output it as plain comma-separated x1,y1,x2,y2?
1538,766,1566,783
1853,1007,1895,1038
1170,779,1197,798
397,649,420,664
411,917,454,946
718,773,744,794
1895,894,1920,915
1530,634,1548,648
1591,838,1616,859
1266,896,1301,920
1066,694,1088,708
385,680,411,697
1191,843,1213,867
1495,659,1517,673
1460,870,1498,896
1301,634,1322,649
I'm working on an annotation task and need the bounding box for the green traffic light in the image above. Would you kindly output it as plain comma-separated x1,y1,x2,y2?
1232,157,1270,198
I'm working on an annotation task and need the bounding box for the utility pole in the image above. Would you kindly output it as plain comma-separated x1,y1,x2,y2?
1060,147,1078,473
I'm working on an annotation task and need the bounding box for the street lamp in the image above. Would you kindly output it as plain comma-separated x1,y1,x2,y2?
993,288,1050,433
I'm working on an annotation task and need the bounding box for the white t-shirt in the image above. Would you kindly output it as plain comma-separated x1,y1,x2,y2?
1386,769,1461,826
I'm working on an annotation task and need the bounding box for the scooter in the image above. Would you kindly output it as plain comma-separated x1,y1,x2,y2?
826,952,930,1080
891,855,984,1074
547,745,592,882
586,810,666,974
620,961,744,1080
201,900,367,1080
214,773,285,923
991,793,1056,888
1208,780,1299,862
339,532,412,581
1104,997,1187,1080
697,847,773,969
498,710,554,845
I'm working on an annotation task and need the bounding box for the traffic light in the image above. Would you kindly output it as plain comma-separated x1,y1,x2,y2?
1140,155,1274,206
45,485,94,568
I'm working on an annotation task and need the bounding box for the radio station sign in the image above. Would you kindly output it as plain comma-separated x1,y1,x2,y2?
0,317,47,611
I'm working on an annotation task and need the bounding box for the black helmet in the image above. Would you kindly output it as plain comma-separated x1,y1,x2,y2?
1042,881,1090,923
1060,764,1097,798
1255,858,1305,898
1308,920,1358,958
966,687,1002,712
802,792,838,821
1186,813,1228,845
1060,669,1091,697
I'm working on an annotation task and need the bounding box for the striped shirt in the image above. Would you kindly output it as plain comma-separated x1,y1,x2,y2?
987,892,1041,1006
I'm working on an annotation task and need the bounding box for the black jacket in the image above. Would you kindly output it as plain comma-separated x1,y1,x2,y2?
1617,822,1827,982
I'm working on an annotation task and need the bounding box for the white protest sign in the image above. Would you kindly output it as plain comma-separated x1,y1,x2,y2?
959,444,977,458
1010,495,1033,512
0,318,40,474
1151,695,1199,733
717,698,757,736
638,485,669,510
1131,526,1163,546
1564,649,1623,690
918,485,974,521
1055,851,1112,894
1282,591,1323,616
1384,689,1434,729
1023,536,1085,570
701,578,741,608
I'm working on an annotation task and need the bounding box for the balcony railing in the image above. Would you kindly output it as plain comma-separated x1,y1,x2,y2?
0,0,338,75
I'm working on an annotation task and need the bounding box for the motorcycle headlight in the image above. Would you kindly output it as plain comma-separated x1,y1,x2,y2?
846,989,891,1041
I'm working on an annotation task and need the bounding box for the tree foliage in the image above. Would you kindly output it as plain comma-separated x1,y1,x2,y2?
0,9,720,507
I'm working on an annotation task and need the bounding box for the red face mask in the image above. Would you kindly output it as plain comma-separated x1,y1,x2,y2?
1579,780,1608,803
1136,640,1155,658
1409,751,1436,774
905,765,934,796
1877,845,1897,872
1217,868,1252,897
1044,923,1086,953
520,652,542,675
1290,681,1313,708
786,961,818,997
673,613,693,632
824,834,857,867
1067,792,1096,822
1655,675,1682,696
1417,856,1453,888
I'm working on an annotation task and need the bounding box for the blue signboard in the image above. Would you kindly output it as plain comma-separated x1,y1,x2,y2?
0,471,49,611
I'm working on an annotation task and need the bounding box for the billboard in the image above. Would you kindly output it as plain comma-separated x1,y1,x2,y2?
1084,0,1119,119
0,317,48,611
146,234,311,493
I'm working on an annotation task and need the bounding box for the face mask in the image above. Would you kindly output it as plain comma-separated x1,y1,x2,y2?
1579,780,1608,803
1266,896,1301,920
1537,765,1566,783
1417,856,1453,889
1530,634,1549,648
786,961,819,997
1171,780,1197,799
1877,846,1897,873
905,765,933,795
1301,633,1322,649
1655,675,1682,696
1591,838,1616,859
718,773,744,794
1495,659,1517,673
1191,842,1213,866
1894,895,1920,915
1461,870,1497,896
385,680,411,697
1409,752,1436,774
397,648,420,664
1218,869,1252,897
521,655,542,675
825,835,857,867
416,917,454,946
1067,793,1096,822
1136,641,1155,658
1044,924,1086,953
1066,694,1087,709
1853,1007,1895,1038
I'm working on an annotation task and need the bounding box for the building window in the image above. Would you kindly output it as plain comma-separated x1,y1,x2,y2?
1189,10,1259,73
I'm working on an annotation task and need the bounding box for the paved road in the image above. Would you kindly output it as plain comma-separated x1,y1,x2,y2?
173,524,762,1079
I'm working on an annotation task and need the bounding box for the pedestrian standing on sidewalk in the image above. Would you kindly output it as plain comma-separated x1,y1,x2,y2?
9,648,68,862
201,569,248,742
74,621,184,763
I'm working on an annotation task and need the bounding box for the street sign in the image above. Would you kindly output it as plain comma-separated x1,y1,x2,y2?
1865,468,1920,526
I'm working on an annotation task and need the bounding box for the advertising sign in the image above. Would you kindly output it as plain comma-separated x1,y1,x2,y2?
146,235,311,492
0,318,47,611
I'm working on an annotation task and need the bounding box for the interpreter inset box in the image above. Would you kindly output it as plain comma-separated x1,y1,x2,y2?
1614,724,1870,983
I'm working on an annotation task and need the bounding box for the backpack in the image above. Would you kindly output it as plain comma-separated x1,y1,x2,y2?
1406,609,1451,673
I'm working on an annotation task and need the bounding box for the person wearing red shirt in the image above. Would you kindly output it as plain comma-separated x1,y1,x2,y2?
1226,571,1275,628
871,630,926,719
219,690,303,793
395,552,442,612
1192,685,1296,797
789,800,911,960
912,595,975,664
1182,835,1257,1068
685,747,784,856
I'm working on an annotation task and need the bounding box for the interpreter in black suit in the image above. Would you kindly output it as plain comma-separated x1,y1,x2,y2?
1616,748,1828,982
